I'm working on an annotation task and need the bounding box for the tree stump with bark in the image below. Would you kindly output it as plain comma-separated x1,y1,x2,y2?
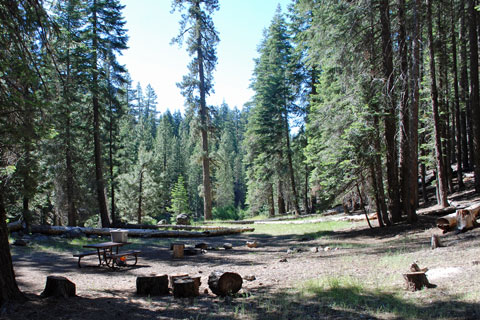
41,276,76,298
169,273,189,288
172,243,184,259
403,263,435,291
208,271,242,296
136,275,169,296
173,278,197,298
431,234,443,249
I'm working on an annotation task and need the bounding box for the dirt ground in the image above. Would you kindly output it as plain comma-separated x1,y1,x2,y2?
3,190,480,319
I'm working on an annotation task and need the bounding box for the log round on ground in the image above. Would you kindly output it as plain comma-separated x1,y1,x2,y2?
173,278,197,298
208,271,242,296
136,275,169,296
41,276,76,298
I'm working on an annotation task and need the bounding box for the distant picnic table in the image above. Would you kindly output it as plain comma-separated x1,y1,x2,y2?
73,241,140,269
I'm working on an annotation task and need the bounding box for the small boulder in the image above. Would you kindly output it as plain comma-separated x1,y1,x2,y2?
176,213,190,225
223,243,233,250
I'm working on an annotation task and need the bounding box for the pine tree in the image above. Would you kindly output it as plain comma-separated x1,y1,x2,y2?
171,0,219,220
85,0,128,227
168,175,189,216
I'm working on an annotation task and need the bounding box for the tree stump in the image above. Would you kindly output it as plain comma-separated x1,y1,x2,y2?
195,242,208,250
208,271,242,296
169,273,189,287
136,275,169,296
41,276,76,298
431,234,443,249
403,272,434,291
172,243,185,259
173,278,197,298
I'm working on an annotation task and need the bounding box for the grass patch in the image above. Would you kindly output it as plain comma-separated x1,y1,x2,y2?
224,275,478,320
248,221,351,238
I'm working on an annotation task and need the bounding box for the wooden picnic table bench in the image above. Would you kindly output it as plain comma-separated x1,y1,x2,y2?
73,241,140,269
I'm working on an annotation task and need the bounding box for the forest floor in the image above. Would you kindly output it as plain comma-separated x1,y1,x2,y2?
3,188,480,319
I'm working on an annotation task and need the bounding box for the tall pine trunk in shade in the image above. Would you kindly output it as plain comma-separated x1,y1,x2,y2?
268,183,275,217
196,16,213,221
65,115,77,226
283,112,301,217
409,0,421,213
137,168,143,224
460,0,474,170
468,0,480,192
0,193,25,304
397,0,416,223
277,180,286,215
379,0,401,222
451,0,465,189
427,0,449,207
92,1,110,227
109,111,116,225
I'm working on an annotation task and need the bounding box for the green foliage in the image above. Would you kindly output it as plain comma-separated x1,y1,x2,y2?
212,205,245,221
168,175,189,215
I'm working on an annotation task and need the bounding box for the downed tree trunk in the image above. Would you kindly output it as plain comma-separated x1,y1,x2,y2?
28,225,254,238
436,202,480,233
7,220,24,233
208,271,242,296
41,276,76,298
136,275,169,296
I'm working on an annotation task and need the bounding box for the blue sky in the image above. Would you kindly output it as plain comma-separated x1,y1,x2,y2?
118,0,293,114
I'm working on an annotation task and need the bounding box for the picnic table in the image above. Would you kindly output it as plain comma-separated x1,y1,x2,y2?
73,241,140,269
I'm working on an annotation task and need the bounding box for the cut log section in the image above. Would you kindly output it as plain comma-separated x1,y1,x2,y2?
41,276,76,298
208,271,243,296
169,273,189,288
172,243,184,259
136,275,169,296
173,278,197,298
436,203,480,233
431,234,443,249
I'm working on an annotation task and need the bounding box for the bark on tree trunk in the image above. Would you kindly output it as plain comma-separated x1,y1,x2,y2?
284,112,301,217
195,1,213,221
427,0,449,208
379,0,401,222
409,0,421,215
137,168,143,225
0,192,25,305
398,0,416,223
65,116,77,226
268,183,275,217
277,181,286,215
468,0,480,192
451,0,465,189
92,1,110,228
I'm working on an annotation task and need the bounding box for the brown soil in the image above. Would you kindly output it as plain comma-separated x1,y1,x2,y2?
3,190,480,319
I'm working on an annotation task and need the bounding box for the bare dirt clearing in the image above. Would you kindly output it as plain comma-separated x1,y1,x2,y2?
3,208,480,319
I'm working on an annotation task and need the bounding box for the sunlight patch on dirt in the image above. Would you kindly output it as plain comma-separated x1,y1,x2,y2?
426,267,463,280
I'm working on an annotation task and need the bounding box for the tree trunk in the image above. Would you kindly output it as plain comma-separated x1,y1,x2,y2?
284,112,301,217
195,1,212,221
379,0,401,222
0,193,25,305
137,168,143,225
409,0,421,214
451,0,465,189
398,0,416,223
109,101,116,225
427,0,449,207
468,0,480,192
65,116,77,226
304,163,310,214
268,183,275,217
92,1,110,228
277,180,286,215
460,0,471,170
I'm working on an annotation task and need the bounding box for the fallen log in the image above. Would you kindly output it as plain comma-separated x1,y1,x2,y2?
436,202,480,233
7,220,24,233
208,271,242,296
28,225,254,238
